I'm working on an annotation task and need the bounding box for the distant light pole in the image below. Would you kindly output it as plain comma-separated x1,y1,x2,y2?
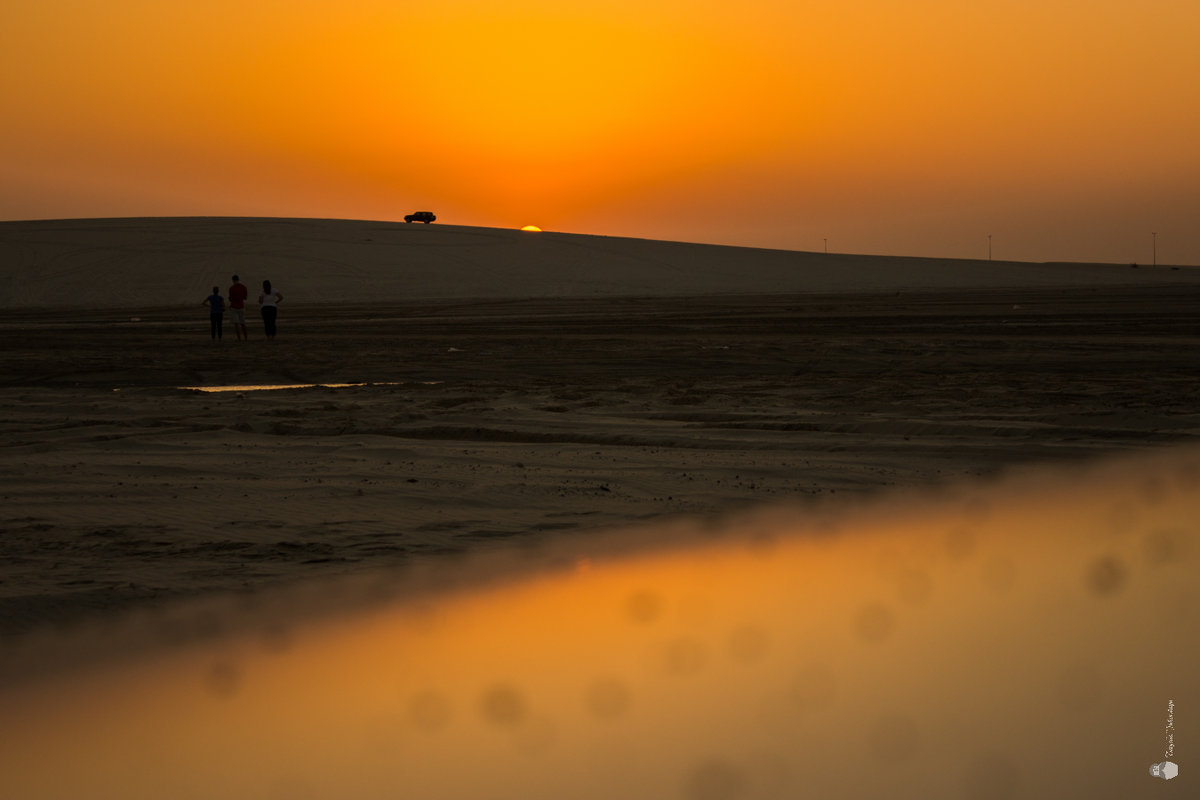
988,234,992,261
1152,232,1157,266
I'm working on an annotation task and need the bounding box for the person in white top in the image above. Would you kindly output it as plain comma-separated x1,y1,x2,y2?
258,279,284,340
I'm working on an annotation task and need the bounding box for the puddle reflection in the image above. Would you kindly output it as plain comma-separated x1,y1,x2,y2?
181,382,439,393
1,449,1195,799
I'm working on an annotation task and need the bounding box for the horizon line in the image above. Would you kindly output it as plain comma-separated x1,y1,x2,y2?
2,215,1192,269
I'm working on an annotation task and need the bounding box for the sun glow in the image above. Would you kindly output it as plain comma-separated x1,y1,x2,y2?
520,225,542,232
1,0,1198,261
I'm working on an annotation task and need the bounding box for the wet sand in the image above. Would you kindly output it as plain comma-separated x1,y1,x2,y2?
3,287,1198,636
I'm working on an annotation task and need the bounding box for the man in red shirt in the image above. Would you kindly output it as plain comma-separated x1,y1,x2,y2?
228,275,249,340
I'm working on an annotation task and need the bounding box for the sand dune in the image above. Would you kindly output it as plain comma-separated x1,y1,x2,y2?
2,217,1197,310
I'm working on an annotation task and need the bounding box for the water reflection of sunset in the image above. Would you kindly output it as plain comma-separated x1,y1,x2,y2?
2,448,1194,798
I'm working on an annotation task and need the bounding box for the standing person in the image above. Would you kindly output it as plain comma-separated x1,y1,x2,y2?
259,279,284,340
228,275,249,341
202,286,225,341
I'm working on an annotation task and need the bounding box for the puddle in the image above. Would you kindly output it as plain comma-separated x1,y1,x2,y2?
178,382,438,393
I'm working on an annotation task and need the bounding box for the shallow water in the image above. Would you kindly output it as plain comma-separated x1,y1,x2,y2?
180,382,424,392
1,447,1194,799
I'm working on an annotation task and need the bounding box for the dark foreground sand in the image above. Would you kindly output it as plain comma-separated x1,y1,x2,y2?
2,287,1198,636
1,220,1198,799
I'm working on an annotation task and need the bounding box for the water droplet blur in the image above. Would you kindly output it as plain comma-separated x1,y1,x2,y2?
1143,528,1188,566
854,602,895,643
480,684,526,726
1086,556,1127,597
626,590,664,624
205,660,241,698
684,759,746,800
945,527,977,560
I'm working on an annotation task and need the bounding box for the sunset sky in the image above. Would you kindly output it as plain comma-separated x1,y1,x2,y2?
2,0,1197,263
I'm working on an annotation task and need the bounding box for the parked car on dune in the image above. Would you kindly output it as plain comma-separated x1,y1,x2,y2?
404,211,436,224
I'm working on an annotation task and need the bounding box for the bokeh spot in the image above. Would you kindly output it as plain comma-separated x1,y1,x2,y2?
626,589,665,624
854,602,895,643
684,759,746,800
1086,555,1127,597
945,527,978,560
1143,528,1189,566
480,684,527,726
205,660,242,699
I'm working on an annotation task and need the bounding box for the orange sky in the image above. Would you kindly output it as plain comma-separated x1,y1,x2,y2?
2,0,1197,263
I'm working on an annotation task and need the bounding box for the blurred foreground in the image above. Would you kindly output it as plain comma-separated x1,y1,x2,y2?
1,446,1195,799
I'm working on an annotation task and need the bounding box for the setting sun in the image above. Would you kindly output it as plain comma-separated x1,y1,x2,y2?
520,225,542,232
1,0,1197,263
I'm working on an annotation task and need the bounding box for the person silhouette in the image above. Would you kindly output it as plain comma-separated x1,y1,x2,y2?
258,279,284,340
202,286,225,341
228,275,249,340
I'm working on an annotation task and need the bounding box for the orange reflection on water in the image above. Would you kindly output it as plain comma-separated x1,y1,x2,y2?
181,382,412,393
1,450,1196,798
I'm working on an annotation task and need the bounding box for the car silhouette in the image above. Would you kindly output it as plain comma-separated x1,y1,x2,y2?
404,211,436,224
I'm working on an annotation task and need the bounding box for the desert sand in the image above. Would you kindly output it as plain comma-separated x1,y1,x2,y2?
2,218,1198,633
0,218,1197,798
2,217,1196,309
